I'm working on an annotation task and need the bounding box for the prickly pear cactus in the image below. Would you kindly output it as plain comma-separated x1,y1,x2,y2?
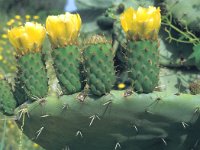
83,36,116,96
51,45,83,95
17,94,198,150
119,6,161,93
17,53,48,99
15,67,200,150
1,5,200,150
46,13,83,95
126,40,160,93
7,22,48,102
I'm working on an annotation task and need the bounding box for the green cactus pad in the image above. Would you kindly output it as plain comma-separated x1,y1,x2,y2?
5,61,200,150
15,90,200,150
126,40,159,93
83,43,116,96
17,52,48,99
0,79,16,115
51,45,83,95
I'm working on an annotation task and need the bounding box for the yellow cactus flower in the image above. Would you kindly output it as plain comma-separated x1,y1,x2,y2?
46,12,82,48
7,21,13,26
7,22,46,56
25,15,31,19
33,15,40,19
15,15,21,20
9,19,15,24
120,6,161,40
7,19,15,26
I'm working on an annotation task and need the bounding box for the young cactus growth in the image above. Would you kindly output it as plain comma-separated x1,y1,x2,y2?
8,22,48,101
0,77,16,115
83,35,116,96
120,6,161,93
46,13,83,95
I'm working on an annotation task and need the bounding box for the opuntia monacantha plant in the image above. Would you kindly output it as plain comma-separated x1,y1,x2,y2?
7,22,48,103
0,6,200,150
